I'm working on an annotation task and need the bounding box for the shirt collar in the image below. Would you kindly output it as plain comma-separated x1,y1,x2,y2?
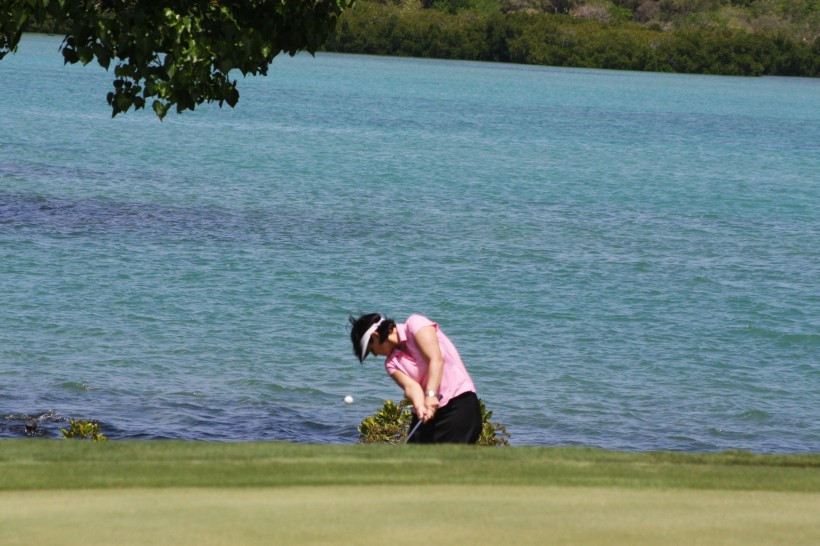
396,323,407,344
387,323,409,359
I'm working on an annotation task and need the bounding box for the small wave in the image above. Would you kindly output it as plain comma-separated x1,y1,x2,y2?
226,380,326,398
3,409,67,423
707,426,758,440
167,391,208,398
58,382,98,392
731,325,820,346
737,409,773,422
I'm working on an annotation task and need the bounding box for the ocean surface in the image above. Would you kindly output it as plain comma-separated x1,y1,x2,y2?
1,34,818,452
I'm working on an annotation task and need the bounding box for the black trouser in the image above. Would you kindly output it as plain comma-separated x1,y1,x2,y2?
407,391,481,444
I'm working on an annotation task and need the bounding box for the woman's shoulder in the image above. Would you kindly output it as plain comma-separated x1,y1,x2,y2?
405,313,437,334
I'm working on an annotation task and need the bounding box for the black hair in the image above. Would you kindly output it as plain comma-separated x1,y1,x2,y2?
348,312,396,363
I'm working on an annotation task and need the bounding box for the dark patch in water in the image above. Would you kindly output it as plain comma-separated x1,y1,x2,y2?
0,192,388,246
0,410,68,438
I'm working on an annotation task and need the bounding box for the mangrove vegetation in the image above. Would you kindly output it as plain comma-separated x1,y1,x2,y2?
324,0,820,76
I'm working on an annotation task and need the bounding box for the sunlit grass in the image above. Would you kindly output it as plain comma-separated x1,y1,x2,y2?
2,440,818,491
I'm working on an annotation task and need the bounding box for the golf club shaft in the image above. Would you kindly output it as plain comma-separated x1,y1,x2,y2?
404,419,423,444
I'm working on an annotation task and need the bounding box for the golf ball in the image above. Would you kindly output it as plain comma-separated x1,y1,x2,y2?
344,395,354,404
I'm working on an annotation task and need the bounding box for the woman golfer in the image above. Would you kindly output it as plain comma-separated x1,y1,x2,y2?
349,313,481,444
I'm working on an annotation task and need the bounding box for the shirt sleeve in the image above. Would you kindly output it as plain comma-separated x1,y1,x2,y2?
405,314,437,340
384,351,418,378
384,354,399,375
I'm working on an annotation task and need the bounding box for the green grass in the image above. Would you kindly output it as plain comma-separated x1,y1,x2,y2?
1,440,818,491
2,441,819,545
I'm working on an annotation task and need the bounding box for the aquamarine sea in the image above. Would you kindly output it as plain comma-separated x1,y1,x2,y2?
1,34,818,452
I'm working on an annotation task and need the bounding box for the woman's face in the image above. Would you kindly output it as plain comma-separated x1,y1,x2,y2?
368,327,397,357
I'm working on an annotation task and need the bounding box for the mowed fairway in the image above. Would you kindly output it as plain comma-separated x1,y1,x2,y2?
1,441,818,545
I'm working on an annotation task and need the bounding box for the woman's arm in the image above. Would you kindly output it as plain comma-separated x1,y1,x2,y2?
412,324,443,418
389,369,428,421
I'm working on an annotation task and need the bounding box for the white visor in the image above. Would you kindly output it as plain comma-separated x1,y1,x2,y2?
359,318,384,361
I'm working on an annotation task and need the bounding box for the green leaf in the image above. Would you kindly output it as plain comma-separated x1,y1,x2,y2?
152,100,169,120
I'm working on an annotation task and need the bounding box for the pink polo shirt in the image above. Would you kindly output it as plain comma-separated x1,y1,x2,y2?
384,314,476,408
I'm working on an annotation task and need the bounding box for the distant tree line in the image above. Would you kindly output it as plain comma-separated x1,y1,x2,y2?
323,1,819,77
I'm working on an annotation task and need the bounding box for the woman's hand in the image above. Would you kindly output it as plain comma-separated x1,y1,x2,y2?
423,394,440,423
414,403,430,422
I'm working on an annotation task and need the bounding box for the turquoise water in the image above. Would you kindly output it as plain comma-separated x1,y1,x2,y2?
1,34,818,452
